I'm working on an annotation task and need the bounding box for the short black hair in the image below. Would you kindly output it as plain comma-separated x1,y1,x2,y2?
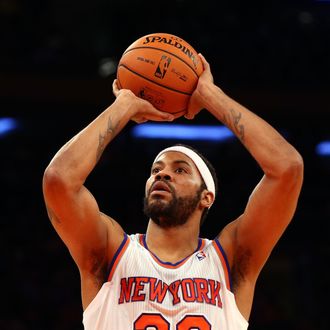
174,144,218,226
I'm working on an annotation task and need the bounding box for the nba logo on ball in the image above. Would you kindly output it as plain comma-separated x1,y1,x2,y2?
154,55,171,79
117,33,203,115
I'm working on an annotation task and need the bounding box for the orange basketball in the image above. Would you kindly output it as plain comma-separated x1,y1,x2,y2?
116,33,203,115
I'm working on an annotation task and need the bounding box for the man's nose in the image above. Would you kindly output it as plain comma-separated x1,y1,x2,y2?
155,172,171,181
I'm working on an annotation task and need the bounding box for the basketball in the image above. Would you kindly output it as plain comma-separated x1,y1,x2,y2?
116,33,203,115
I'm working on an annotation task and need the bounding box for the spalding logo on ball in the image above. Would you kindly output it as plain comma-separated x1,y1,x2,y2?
117,33,203,115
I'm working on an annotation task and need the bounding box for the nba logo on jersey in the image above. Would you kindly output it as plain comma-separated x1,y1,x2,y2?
196,250,206,261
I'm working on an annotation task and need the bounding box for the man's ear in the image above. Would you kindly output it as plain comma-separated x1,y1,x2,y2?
200,190,215,209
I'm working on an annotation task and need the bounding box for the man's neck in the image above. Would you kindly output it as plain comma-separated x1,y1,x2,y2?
145,218,200,264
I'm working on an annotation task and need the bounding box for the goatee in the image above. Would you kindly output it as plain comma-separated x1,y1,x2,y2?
143,184,203,228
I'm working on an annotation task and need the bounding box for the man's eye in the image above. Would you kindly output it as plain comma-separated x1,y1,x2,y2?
175,168,186,173
152,168,160,174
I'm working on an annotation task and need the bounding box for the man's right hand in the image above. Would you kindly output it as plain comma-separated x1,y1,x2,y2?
112,79,174,124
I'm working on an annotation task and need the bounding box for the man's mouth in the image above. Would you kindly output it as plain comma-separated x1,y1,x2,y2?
150,181,172,194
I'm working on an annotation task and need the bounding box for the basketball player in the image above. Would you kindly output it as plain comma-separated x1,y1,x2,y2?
43,54,303,329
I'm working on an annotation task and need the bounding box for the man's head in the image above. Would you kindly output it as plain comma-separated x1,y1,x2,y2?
143,144,218,228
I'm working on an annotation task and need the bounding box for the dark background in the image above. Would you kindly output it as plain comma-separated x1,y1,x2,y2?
1,0,330,329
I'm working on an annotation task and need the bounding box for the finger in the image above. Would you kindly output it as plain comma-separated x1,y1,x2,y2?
198,53,208,66
185,107,195,120
144,103,175,120
112,79,119,96
150,113,174,122
145,109,174,122
184,113,195,120
185,99,200,120
198,53,211,72
171,109,187,119
136,118,148,124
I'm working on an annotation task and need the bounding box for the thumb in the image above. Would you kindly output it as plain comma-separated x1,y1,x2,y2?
185,97,200,120
184,112,195,120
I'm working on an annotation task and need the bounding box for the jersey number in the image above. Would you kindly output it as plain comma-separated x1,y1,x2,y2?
134,313,211,329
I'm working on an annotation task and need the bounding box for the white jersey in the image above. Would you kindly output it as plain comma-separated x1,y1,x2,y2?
83,234,248,330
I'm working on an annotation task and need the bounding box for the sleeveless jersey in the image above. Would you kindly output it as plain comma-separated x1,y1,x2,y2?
83,233,248,330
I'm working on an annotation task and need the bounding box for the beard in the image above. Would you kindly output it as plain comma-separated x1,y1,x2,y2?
143,183,203,228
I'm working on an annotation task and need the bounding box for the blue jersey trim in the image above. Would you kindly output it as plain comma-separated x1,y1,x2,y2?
214,238,233,291
106,233,128,281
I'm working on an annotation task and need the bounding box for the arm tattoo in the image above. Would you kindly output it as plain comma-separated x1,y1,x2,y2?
96,116,118,162
221,109,245,142
230,109,245,142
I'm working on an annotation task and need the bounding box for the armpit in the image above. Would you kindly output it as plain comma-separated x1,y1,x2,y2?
231,246,252,292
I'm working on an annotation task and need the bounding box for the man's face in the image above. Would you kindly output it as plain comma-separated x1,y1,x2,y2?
143,152,204,228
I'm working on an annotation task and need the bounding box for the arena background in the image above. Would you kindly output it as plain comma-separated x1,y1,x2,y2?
1,0,329,329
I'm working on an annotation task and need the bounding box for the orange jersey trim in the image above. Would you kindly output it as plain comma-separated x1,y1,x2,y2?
139,234,206,269
212,239,232,291
107,233,130,282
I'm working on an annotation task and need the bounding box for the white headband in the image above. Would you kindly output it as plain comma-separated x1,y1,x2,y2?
154,146,216,200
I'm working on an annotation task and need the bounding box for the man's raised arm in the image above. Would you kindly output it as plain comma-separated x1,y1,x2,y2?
187,55,304,319
42,88,174,274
